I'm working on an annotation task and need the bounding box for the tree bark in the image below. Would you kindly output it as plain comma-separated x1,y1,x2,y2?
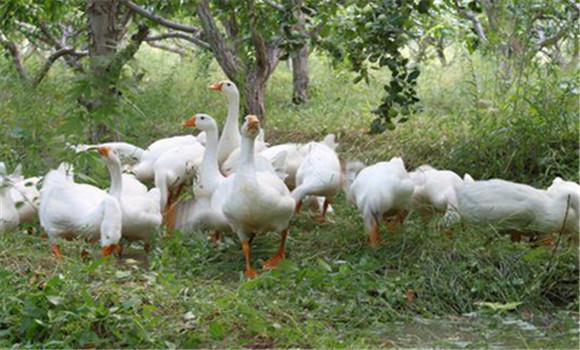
86,0,119,142
291,0,309,104
245,70,267,122
292,42,309,104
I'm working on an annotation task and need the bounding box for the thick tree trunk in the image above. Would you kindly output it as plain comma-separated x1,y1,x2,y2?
291,0,309,104
244,71,267,124
292,42,309,104
86,0,119,142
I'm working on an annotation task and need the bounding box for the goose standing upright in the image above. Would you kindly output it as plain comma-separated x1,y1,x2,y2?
344,158,415,246
176,114,231,234
39,147,122,258
209,80,241,166
221,115,295,278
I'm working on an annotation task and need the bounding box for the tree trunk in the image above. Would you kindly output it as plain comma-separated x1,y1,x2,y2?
436,36,447,66
292,42,309,104
291,0,309,104
244,71,267,124
86,0,119,142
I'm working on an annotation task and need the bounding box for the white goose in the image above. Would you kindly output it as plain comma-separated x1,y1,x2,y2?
344,158,415,246
221,115,295,278
409,165,464,218
209,80,241,166
291,137,342,221
10,176,41,223
0,173,19,232
39,147,122,258
153,142,205,231
448,178,579,235
175,114,230,235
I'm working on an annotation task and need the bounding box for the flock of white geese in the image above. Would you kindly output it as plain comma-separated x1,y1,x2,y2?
1,80,578,277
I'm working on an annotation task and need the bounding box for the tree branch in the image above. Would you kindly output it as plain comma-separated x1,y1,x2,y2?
145,31,210,50
32,47,76,88
0,31,29,81
146,41,186,55
196,0,240,79
120,0,202,35
263,0,284,11
453,0,488,44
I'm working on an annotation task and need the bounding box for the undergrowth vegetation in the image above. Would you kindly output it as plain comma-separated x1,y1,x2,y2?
0,46,578,347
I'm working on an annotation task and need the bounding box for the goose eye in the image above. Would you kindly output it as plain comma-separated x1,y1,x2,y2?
201,116,205,120
226,83,231,86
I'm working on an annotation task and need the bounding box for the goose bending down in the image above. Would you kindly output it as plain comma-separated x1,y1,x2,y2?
221,115,295,278
118,174,162,250
153,142,205,231
291,139,342,221
344,158,415,246
0,174,19,232
9,176,41,223
447,179,579,235
409,165,464,218
131,135,200,181
39,147,122,258
70,142,145,165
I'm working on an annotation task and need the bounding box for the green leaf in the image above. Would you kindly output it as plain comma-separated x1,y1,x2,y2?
475,301,523,311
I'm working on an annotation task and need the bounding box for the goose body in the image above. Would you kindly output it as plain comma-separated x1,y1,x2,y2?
451,179,578,234
345,158,415,246
409,165,463,216
9,176,41,223
39,148,122,257
0,176,19,232
291,139,342,220
132,135,200,181
120,174,162,243
154,143,205,211
221,115,295,278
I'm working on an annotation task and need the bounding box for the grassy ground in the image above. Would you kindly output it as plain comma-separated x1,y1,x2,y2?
0,47,578,348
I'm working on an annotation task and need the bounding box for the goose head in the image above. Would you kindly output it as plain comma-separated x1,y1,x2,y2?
209,80,239,98
182,113,217,132
241,115,260,139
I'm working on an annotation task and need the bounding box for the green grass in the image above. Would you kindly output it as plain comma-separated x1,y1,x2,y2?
0,46,579,348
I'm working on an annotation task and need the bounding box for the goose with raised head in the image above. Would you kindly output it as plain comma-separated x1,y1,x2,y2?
39,147,123,258
209,80,241,166
221,115,295,278
291,138,342,221
175,114,230,234
344,158,415,246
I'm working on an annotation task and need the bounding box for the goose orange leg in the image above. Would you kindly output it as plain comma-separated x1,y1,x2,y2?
165,184,186,236
295,200,303,214
369,218,383,247
263,228,289,269
52,244,63,260
314,199,331,222
242,241,257,278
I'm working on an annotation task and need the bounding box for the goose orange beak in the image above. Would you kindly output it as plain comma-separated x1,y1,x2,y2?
182,115,196,127
101,244,120,257
246,115,260,130
97,146,111,157
208,81,223,91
